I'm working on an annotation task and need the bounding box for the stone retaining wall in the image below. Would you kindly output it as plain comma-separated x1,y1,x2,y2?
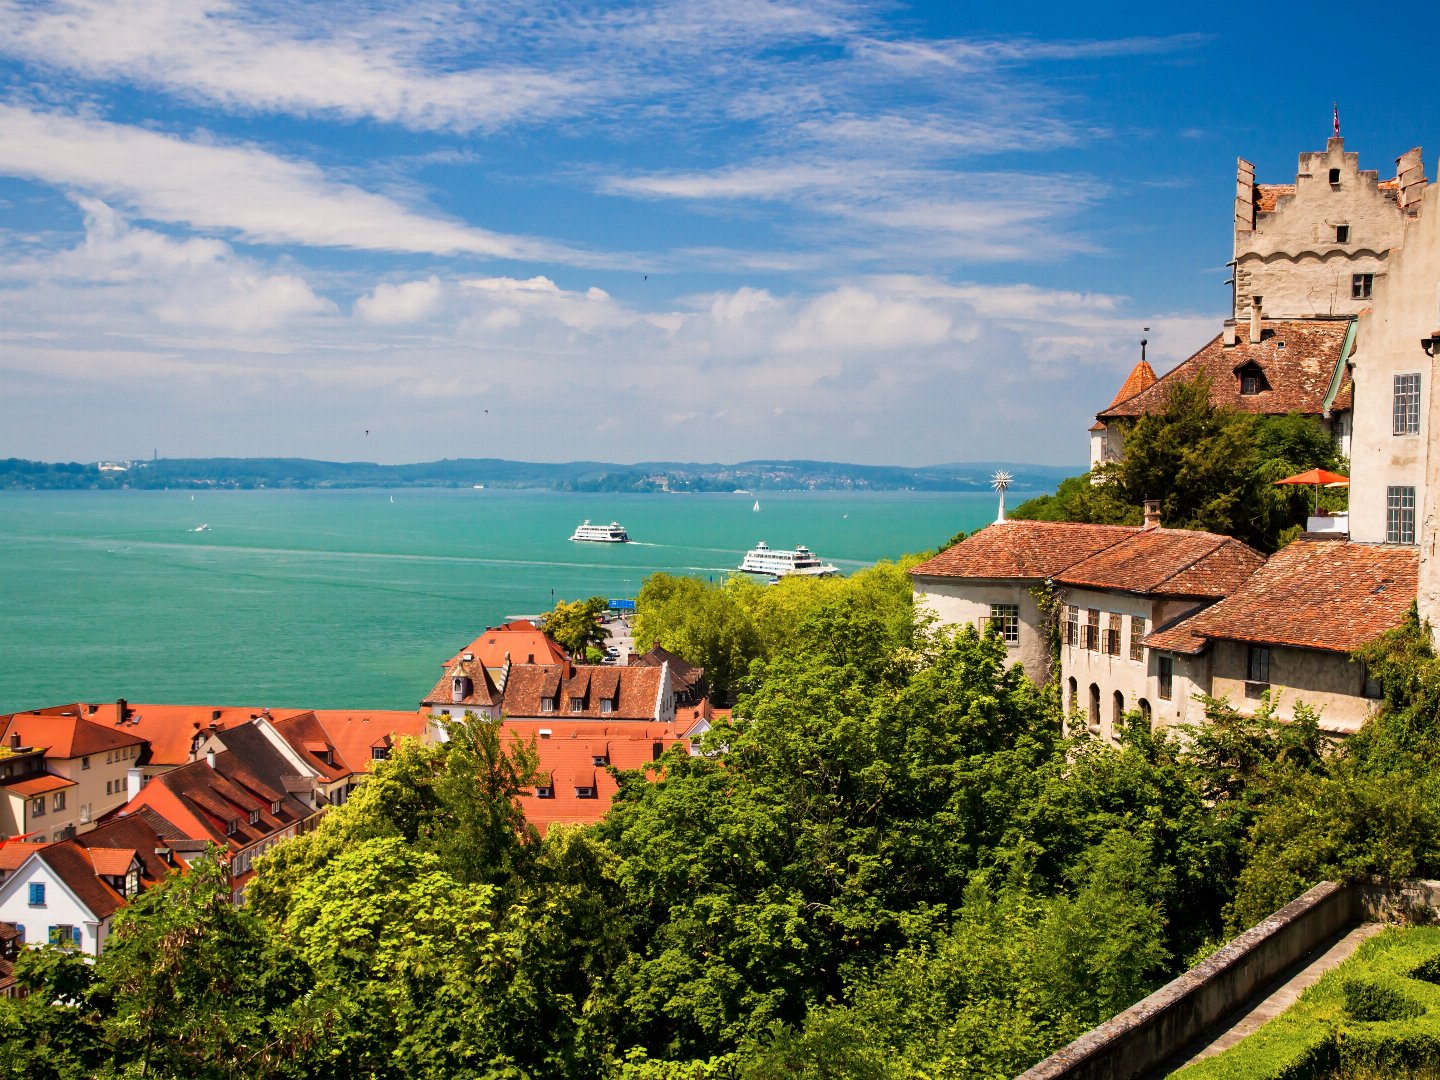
1015,881,1359,1080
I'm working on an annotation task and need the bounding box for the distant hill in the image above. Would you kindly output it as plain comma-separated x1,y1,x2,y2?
0,456,1073,493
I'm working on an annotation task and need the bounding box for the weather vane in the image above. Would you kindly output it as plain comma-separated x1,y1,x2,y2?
991,470,1013,524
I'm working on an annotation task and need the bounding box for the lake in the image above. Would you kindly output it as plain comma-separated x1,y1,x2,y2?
0,488,1010,712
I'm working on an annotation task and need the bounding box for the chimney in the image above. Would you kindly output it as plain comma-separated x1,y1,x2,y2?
8,732,19,749
206,748,216,769
117,698,128,725
1223,320,1237,347
1143,499,1162,530
1249,299,1262,344
211,709,222,722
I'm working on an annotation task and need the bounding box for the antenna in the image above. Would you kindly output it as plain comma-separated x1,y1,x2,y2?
1142,327,1150,365
991,469,1013,524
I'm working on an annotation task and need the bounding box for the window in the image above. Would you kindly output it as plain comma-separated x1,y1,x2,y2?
1130,616,1147,661
248,809,260,826
81,756,90,771
52,792,65,812
1329,167,1341,184
1139,699,1153,725
1103,613,1122,656
1067,677,1078,715
1394,373,1421,435
28,883,45,907
49,925,80,948
535,784,554,799
1353,273,1374,300
1335,224,1350,243
1387,486,1417,544
1239,364,1268,396
31,797,45,818
1247,645,1271,684
1065,605,1079,648
1158,656,1174,700
1113,691,1125,732
1085,609,1100,651
226,819,238,836
371,746,389,761
79,803,91,824
271,800,281,814
569,697,584,713
600,699,614,714
125,868,139,897
1087,684,1101,730
576,786,597,799
540,696,556,713
987,603,1020,646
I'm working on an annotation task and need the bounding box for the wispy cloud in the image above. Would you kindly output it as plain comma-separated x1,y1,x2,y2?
0,104,597,262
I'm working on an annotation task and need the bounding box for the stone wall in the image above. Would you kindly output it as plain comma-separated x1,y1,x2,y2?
1015,881,1359,1080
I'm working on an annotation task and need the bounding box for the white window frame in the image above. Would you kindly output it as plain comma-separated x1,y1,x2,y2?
1394,373,1421,436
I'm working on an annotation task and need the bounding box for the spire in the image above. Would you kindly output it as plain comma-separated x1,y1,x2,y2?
1107,335,1159,409
1333,102,1341,139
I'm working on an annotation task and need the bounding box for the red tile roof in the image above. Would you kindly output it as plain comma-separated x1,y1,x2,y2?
303,709,431,776
1,773,77,797
506,721,687,834
84,847,138,877
502,664,668,722
0,842,46,872
1056,529,1264,599
1098,319,1353,421
422,655,502,711
270,711,354,783
1183,540,1418,652
37,842,126,921
910,521,1138,581
77,813,187,885
446,621,569,673
1141,611,1209,655
630,644,706,702
32,703,308,768
0,711,146,760
1107,359,1158,409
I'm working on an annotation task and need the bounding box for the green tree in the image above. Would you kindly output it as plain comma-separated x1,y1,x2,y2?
96,850,304,1079
0,946,104,1080
1009,472,1141,526
633,575,763,698
541,596,609,656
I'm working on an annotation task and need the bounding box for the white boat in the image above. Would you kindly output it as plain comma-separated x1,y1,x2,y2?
193,524,209,533
737,541,838,579
570,520,631,543
753,500,761,512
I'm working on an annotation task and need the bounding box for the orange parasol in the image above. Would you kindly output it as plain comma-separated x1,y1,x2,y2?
1274,468,1349,513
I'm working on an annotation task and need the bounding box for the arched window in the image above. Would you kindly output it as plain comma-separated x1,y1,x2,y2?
1068,677,1078,715
1088,684,1101,729
1113,690,1125,733
1139,699,1153,725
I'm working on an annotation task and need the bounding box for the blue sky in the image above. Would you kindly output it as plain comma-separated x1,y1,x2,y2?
1,0,1437,467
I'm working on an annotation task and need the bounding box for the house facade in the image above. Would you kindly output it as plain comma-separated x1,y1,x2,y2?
910,520,1141,682
0,712,147,840
1053,528,1264,739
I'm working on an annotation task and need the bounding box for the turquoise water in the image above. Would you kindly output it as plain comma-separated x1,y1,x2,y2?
0,489,1002,712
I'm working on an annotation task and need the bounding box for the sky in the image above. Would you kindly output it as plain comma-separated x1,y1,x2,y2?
2,1,1439,468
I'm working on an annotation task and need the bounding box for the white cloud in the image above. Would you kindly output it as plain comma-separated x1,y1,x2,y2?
0,0,595,132
355,277,445,324
0,105,588,261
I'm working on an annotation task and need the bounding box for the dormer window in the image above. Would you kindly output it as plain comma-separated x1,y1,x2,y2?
540,697,556,713
452,675,470,702
600,698,615,714
1238,362,1269,396
271,800,281,814
569,697,584,713
592,753,608,767
535,784,554,799
576,785,597,799
248,809,260,825
226,819,238,836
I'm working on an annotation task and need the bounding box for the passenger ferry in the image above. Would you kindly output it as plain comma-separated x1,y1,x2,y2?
737,541,838,579
570,520,631,543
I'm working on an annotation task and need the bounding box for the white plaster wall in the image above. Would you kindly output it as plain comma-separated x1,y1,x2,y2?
1236,139,1413,319
0,857,108,956
1059,589,1208,739
1208,640,1378,733
913,578,1048,681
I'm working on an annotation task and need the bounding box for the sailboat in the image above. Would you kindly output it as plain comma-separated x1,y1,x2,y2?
753,500,761,512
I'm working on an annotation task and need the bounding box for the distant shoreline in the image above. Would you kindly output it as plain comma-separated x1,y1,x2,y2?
1,456,1074,494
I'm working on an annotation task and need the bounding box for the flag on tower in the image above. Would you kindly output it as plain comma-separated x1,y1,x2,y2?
1333,103,1340,137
